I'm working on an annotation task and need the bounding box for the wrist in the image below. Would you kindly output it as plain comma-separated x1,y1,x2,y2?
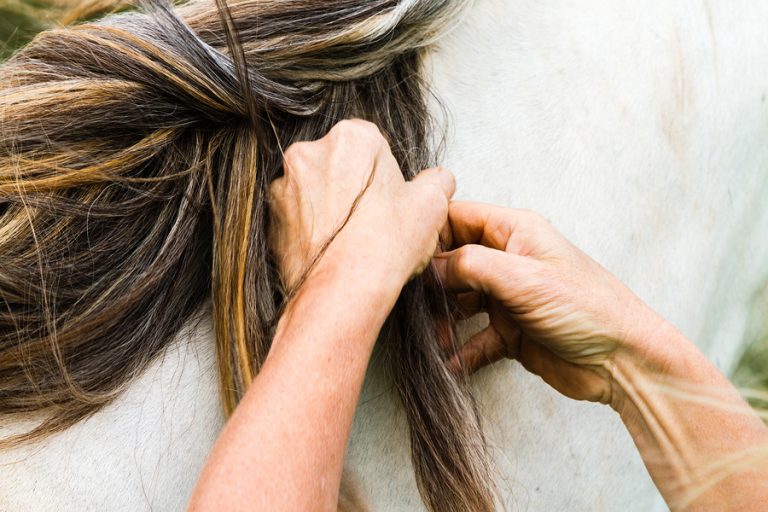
315,236,410,299
279,251,403,342
603,315,768,509
605,314,690,413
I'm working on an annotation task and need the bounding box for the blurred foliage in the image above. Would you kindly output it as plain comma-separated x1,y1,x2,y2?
732,282,768,417
1,0,130,61
0,0,52,61
734,337,768,414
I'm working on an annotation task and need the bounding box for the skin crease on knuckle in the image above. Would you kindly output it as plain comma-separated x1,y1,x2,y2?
283,141,320,175
237,11,768,512
328,119,383,153
453,245,483,291
6,0,766,506
274,125,443,290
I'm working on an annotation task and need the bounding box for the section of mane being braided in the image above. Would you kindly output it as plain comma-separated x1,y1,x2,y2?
0,0,497,510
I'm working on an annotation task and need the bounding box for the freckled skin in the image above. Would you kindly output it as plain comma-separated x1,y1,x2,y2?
189,119,457,511
5,1,768,511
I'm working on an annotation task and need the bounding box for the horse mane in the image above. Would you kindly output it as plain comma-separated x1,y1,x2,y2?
0,1,497,509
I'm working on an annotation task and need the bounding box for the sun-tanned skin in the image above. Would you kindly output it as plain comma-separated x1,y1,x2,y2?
434,203,768,511
188,120,455,511
190,120,768,511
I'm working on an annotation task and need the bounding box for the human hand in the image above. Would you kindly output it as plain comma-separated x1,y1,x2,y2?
269,119,455,295
435,202,665,404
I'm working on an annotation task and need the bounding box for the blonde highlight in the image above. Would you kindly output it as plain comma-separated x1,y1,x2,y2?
0,1,497,510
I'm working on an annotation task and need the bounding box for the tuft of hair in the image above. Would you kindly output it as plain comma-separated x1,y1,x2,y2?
0,0,498,510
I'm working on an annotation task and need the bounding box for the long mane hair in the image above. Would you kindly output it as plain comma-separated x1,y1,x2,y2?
0,1,497,509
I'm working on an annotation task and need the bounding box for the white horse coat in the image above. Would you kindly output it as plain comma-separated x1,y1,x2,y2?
3,0,768,510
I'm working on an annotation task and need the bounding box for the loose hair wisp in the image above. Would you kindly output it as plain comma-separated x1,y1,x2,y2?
0,1,497,510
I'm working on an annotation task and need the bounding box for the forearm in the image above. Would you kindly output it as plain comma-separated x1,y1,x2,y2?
189,263,400,512
608,320,768,511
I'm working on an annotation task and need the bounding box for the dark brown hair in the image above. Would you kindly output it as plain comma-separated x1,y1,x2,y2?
0,1,496,509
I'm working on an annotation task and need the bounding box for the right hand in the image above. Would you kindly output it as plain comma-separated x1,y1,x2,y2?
269,119,455,295
434,202,666,404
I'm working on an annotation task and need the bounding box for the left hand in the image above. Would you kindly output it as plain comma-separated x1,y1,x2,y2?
269,119,455,293
435,202,661,404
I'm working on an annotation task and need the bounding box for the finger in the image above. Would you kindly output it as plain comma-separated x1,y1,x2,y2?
514,337,606,402
268,176,285,202
446,201,509,250
446,201,547,252
439,217,453,250
454,291,486,319
433,243,533,296
448,324,515,375
282,140,323,178
435,317,455,353
410,166,456,201
436,210,454,256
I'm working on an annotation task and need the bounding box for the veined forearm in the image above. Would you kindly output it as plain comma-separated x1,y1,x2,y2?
607,323,768,511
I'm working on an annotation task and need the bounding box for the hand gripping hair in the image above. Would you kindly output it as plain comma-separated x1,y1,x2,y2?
0,1,497,510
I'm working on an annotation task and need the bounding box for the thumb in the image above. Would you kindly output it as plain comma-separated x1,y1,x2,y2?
433,244,532,299
409,166,456,202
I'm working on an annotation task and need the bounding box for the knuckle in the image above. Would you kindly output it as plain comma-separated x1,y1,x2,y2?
454,245,478,277
525,209,549,225
422,181,446,204
515,208,550,229
268,177,282,195
331,119,357,135
351,118,382,136
330,119,383,147
436,165,455,182
413,183,448,225
268,177,284,200
330,119,363,139
283,141,315,170
326,121,387,176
